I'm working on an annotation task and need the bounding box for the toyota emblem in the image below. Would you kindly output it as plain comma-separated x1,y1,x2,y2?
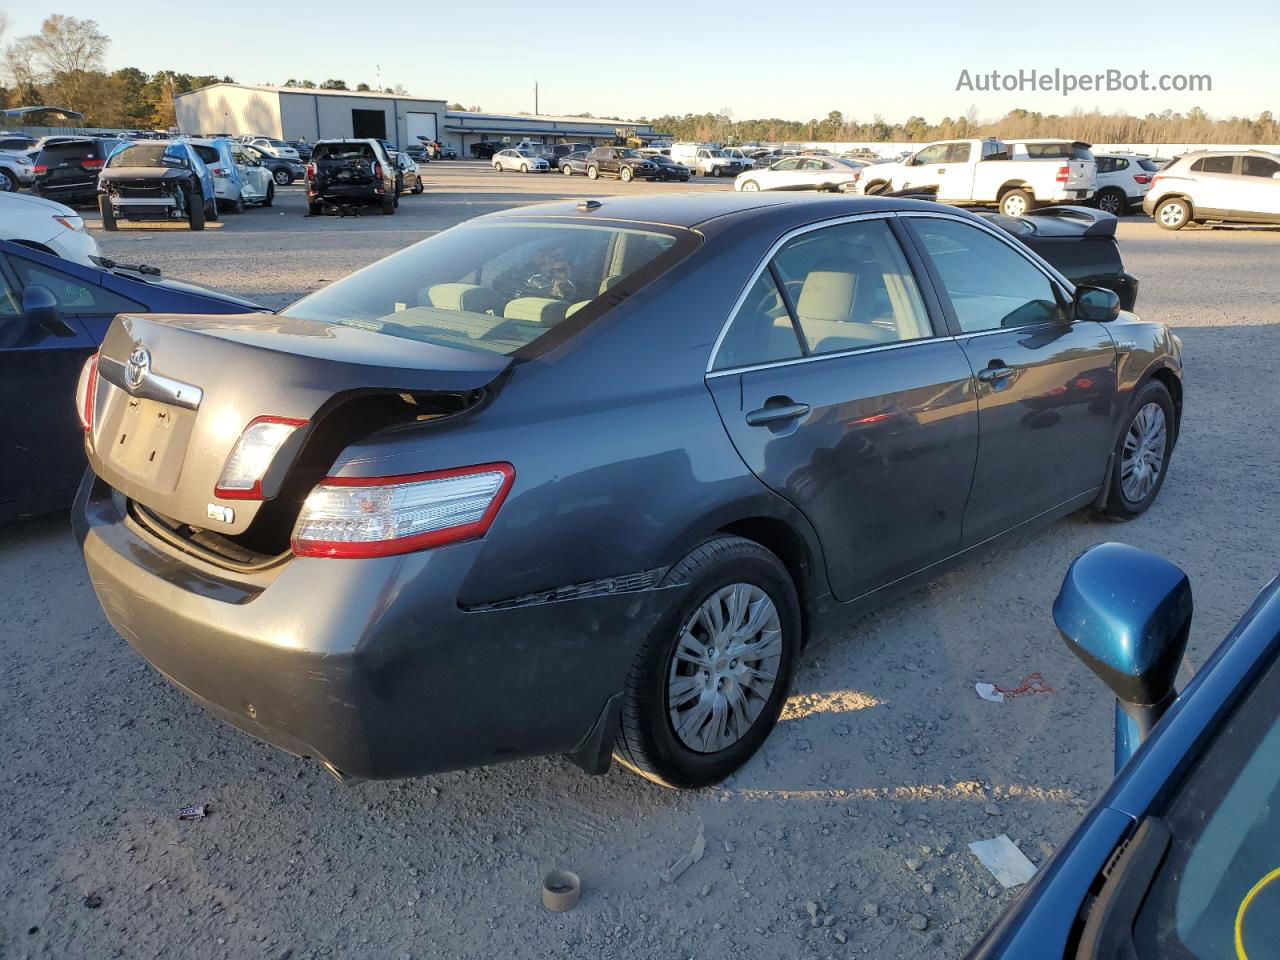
125,345,151,390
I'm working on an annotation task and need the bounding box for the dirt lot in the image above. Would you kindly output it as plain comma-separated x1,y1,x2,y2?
3,162,1279,959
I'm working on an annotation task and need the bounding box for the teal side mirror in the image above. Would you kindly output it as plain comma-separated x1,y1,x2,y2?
1053,543,1193,770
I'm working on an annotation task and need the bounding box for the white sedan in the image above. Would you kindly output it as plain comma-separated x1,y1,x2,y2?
0,192,101,266
492,148,551,173
735,156,866,193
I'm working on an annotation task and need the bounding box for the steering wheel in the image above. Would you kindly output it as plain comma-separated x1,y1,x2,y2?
516,272,577,301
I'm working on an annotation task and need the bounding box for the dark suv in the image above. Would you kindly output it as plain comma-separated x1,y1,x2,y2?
31,137,118,206
306,139,398,215
586,147,659,183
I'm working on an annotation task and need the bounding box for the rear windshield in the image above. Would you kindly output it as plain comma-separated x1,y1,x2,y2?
313,143,374,161
281,220,697,359
38,141,102,163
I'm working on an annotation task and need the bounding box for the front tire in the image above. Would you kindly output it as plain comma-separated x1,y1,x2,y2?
562,164,574,176
273,168,291,186
614,535,800,789
262,182,274,207
98,195,117,231
620,166,634,182
520,163,529,173
186,188,206,231
1101,380,1175,520
587,165,599,180
1155,197,1191,230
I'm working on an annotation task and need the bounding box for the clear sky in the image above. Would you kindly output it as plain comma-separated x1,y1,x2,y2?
6,1,1276,122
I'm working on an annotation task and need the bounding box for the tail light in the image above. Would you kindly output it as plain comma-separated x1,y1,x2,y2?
1134,174,1152,184
1056,165,1070,184
210,166,228,177
214,416,308,499
306,162,316,179
75,352,99,432
33,163,48,175
82,158,104,170
291,463,515,559
372,162,383,179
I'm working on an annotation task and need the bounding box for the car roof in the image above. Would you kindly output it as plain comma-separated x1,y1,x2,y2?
480,193,961,230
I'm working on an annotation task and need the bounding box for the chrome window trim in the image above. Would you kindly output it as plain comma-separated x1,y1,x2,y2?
705,334,949,379
705,210,921,375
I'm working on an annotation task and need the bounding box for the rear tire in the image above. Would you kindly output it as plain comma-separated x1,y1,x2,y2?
230,195,245,214
307,200,322,216
614,535,801,789
412,178,423,194
999,189,1035,217
381,198,395,215
1095,187,1126,216
1100,380,1175,520
98,195,117,231
740,179,760,192
1155,197,1191,230
562,164,574,176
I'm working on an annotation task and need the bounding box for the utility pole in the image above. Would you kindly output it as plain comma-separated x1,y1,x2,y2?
534,80,539,116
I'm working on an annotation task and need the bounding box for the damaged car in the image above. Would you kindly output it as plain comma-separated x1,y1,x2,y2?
73,194,1183,788
97,140,218,231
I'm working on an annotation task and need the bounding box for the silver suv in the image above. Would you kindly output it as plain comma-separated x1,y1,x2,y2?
1143,150,1280,230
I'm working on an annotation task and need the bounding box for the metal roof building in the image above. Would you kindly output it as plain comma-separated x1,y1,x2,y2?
441,110,660,155
174,83,448,149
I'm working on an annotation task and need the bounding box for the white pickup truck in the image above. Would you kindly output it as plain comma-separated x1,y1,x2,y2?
858,138,1097,216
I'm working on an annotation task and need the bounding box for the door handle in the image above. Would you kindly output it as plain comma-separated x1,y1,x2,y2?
977,363,1014,383
745,401,811,426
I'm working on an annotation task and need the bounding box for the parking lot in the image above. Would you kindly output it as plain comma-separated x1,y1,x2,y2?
4,160,1280,960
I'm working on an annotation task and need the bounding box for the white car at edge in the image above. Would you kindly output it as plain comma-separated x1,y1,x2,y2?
735,156,866,193
0,191,101,266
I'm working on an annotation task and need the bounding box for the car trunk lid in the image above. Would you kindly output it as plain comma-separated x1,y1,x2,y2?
86,312,510,536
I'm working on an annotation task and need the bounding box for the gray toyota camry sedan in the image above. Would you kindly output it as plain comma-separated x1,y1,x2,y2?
73,194,1183,788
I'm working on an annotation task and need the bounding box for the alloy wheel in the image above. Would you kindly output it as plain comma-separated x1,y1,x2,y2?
274,169,289,185
667,583,782,754
1098,191,1124,215
1159,202,1186,227
1120,402,1167,502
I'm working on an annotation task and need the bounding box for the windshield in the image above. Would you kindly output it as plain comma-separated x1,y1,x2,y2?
1133,645,1280,959
707,149,726,157
107,143,186,168
281,220,696,359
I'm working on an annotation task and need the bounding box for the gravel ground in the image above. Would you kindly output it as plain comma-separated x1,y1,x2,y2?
3,163,1279,959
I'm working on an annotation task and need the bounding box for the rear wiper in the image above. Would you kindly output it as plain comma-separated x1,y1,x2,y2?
90,255,161,277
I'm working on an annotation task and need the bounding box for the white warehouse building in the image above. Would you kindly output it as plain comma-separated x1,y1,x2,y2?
174,83,448,148
175,82,661,155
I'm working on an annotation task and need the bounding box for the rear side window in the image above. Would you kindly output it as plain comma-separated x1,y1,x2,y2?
911,218,1067,333
1138,158,1161,172
1191,156,1236,174
1242,156,1280,178
1017,142,1093,160
282,221,695,359
713,219,932,370
946,143,971,163
191,145,219,165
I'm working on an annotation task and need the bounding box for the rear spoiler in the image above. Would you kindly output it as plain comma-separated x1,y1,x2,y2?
1025,205,1118,237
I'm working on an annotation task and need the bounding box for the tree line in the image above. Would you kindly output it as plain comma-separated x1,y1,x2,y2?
2,15,1276,145
640,107,1280,146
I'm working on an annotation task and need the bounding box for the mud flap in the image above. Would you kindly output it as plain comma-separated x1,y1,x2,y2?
565,693,623,775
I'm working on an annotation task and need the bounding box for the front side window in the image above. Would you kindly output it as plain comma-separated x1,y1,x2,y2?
911,218,1067,333
283,221,694,359
772,158,801,171
1132,649,1280,960
913,144,949,165
10,257,146,316
712,219,932,370
1242,155,1280,178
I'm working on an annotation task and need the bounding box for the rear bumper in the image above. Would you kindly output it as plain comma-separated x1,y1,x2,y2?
310,182,383,201
74,474,674,779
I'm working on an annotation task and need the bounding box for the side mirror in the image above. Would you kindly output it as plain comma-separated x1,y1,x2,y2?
1054,543,1193,769
22,284,76,338
1074,285,1121,322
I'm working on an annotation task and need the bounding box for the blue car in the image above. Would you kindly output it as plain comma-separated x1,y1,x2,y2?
0,238,265,521
98,140,218,231
969,542,1280,959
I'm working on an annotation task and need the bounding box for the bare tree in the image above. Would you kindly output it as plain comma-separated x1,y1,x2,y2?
29,15,108,77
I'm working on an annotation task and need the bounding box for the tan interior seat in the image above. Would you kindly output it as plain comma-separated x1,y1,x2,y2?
503,297,570,324
423,283,504,315
794,261,899,352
